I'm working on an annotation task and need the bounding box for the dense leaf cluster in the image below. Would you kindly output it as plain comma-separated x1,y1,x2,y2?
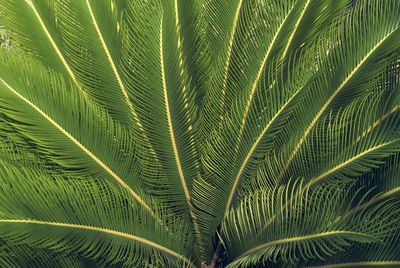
0,0,400,267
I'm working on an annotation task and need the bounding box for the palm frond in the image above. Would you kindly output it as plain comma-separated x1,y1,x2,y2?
119,2,206,256
256,89,400,189
276,0,400,183
0,158,196,267
222,181,400,267
303,232,400,267
198,50,323,252
0,51,159,221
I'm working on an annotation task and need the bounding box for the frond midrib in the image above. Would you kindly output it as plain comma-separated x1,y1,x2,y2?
172,0,204,256
235,231,370,260
0,219,195,267
311,139,400,185
355,105,400,143
160,14,191,209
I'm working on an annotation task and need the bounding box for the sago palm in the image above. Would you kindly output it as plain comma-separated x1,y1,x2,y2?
1,0,400,267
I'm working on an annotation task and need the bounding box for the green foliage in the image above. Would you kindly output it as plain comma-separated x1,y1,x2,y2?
0,0,400,267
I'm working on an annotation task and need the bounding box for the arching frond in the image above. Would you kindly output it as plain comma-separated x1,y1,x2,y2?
303,232,400,267
0,51,158,220
276,0,400,183
255,89,400,190
222,181,400,267
0,159,196,267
